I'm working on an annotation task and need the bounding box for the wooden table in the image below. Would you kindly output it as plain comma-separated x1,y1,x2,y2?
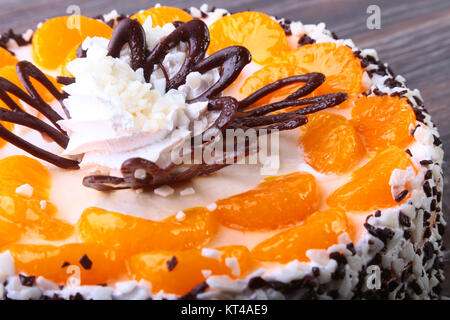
0,0,449,297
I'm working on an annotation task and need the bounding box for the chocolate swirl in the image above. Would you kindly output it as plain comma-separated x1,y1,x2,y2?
0,61,79,169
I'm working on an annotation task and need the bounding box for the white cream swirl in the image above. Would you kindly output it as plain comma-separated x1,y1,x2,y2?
58,18,220,174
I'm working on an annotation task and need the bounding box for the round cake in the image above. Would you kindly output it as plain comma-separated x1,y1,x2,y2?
0,4,444,300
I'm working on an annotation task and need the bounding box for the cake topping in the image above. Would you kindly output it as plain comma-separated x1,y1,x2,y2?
0,17,348,191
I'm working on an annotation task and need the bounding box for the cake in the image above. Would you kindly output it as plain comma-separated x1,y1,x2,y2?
0,4,444,300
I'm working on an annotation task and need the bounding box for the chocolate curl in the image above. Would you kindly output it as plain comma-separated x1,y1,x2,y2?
107,18,147,70
0,61,79,169
144,19,210,86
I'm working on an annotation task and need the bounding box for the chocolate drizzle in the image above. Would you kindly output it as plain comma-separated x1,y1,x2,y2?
0,61,79,169
107,18,146,71
0,17,348,189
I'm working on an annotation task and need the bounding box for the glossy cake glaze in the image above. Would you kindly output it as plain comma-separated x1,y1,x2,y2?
0,4,444,300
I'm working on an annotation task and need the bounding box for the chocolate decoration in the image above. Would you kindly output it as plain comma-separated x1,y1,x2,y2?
0,17,348,188
0,61,79,169
83,18,349,191
107,18,146,71
83,85,348,191
189,45,251,102
56,76,75,85
238,73,325,110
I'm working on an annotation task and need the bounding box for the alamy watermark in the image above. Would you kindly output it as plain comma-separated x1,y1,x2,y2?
66,5,82,32
366,265,381,290
366,5,381,29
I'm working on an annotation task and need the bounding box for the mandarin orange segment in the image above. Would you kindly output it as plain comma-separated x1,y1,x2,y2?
59,44,79,76
131,6,192,26
0,156,72,241
0,217,22,247
128,245,253,295
208,11,289,65
0,65,63,105
0,155,51,199
300,112,365,174
4,243,126,285
0,194,72,241
326,146,414,211
351,95,416,153
32,15,112,70
78,206,218,256
287,43,363,104
0,47,18,68
215,172,320,231
252,209,353,263
0,121,13,149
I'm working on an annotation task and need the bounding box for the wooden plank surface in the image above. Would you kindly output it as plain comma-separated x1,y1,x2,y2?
0,0,449,297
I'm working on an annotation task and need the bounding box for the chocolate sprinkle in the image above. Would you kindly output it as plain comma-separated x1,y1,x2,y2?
69,292,84,300
61,261,70,268
166,256,178,272
248,276,268,290
179,282,209,300
423,181,432,197
398,212,411,227
419,159,433,165
79,254,93,270
395,190,408,202
404,230,412,240
19,274,35,287
346,243,356,255
312,267,320,277
405,149,412,157
298,34,315,47
364,224,394,244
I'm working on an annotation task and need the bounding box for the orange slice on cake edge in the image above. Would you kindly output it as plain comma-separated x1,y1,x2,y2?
0,5,444,301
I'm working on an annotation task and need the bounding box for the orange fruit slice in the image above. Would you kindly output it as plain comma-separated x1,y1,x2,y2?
0,217,22,247
128,245,253,295
0,156,73,241
208,11,289,65
32,15,112,70
78,206,218,256
0,155,50,199
215,172,320,230
4,243,125,285
0,47,18,68
0,195,72,241
131,6,192,26
0,121,13,149
286,43,364,101
351,95,416,153
300,112,365,174
252,209,353,263
239,43,363,108
327,146,414,211
59,44,79,76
